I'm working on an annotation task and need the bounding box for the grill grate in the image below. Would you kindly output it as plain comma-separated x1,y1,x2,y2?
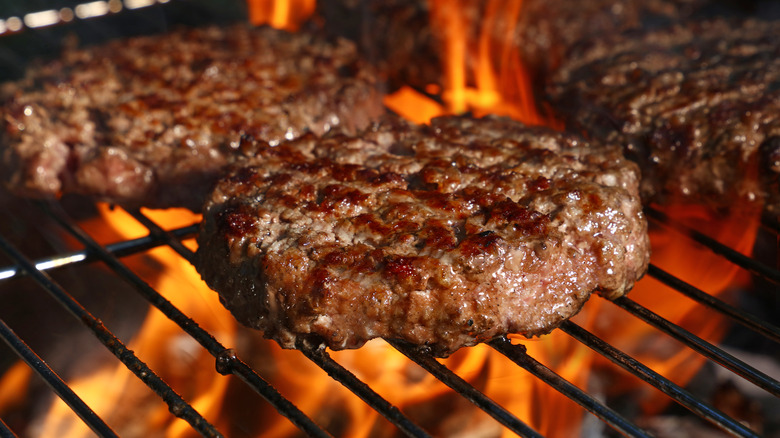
0,198,778,437
1,1,779,435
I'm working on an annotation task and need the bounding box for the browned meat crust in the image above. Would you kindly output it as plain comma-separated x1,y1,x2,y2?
316,0,440,90
315,0,706,93
547,18,780,214
516,0,707,93
195,115,650,357
0,24,384,210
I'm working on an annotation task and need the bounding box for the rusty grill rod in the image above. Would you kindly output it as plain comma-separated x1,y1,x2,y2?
39,202,332,438
125,209,198,264
297,342,433,438
0,317,117,438
0,224,197,281
0,418,14,438
0,234,221,437
387,338,544,438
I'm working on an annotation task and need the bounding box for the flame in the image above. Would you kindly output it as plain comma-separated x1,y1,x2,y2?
246,0,315,31
386,0,561,128
31,205,240,438
0,362,32,416
12,199,759,437
383,86,447,124
578,202,761,415
0,1,767,437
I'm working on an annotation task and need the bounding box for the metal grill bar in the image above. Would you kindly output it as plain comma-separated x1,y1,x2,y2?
0,234,221,437
123,207,430,437
39,202,332,438
0,415,17,438
387,339,544,438
297,343,432,438
0,224,197,281
612,296,780,397
560,321,759,438
487,338,651,438
646,207,780,285
1,198,776,437
125,209,198,263
648,264,780,344
0,317,117,438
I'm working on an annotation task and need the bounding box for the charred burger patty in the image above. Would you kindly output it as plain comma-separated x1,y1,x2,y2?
0,24,383,210
548,18,780,213
195,116,650,357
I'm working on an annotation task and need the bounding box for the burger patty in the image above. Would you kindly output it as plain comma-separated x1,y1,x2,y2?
547,18,780,214
195,115,650,357
0,24,384,210
516,0,708,95
315,0,707,93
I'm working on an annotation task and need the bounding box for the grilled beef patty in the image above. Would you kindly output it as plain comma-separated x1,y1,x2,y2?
548,18,780,214
195,116,650,357
0,24,384,210
315,0,707,94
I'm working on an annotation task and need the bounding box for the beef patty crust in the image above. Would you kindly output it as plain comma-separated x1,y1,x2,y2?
0,24,383,210
195,116,650,356
548,18,780,214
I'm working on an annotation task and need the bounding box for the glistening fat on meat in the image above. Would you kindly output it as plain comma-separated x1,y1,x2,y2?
195,115,651,357
547,18,780,215
0,24,384,210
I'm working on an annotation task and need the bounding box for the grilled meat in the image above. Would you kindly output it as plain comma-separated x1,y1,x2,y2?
0,24,384,210
516,0,707,92
315,0,707,95
195,115,650,357
548,18,780,214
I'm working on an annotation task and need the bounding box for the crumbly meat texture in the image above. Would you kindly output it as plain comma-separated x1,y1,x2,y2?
195,116,650,357
547,18,780,214
0,24,384,210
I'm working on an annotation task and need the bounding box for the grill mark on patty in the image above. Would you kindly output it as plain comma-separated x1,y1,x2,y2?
196,115,650,357
0,24,384,210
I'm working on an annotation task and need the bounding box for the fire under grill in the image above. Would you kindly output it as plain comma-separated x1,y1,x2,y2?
0,198,778,437
1,1,780,437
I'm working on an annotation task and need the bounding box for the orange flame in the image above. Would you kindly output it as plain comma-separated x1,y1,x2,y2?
246,0,316,31
584,203,761,415
0,1,767,436
29,205,241,438
386,0,561,128
6,200,759,437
